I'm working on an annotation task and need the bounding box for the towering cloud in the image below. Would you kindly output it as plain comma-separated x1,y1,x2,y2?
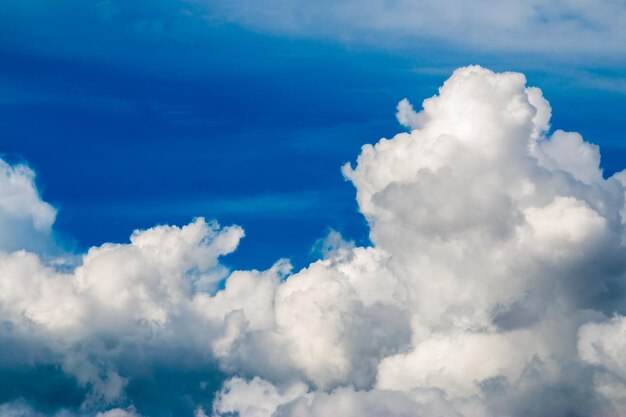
2,66,626,416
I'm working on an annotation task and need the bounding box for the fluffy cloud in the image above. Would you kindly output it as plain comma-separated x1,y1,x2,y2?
210,377,308,417
0,160,56,253
0,212,247,410
3,66,626,416
213,66,626,416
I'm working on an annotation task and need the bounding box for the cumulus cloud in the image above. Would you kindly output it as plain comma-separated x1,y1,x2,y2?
210,377,308,417
0,159,56,252
3,66,626,416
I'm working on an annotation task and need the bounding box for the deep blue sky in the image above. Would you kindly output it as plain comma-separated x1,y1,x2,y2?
1,1,625,271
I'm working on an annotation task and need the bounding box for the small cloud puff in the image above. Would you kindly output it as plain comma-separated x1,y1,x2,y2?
0,160,56,252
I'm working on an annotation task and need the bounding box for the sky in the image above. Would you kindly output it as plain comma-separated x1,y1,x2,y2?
1,1,626,417
2,0,626,271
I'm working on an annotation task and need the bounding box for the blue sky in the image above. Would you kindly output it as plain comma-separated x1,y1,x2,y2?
1,0,625,272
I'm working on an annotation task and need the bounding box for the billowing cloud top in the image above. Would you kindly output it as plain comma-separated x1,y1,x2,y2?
2,66,626,417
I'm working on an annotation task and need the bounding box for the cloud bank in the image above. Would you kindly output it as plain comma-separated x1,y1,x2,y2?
2,66,626,416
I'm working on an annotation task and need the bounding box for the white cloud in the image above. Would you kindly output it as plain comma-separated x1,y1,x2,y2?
0,159,56,252
211,377,308,417
212,378,487,417
0,216,246,405
216,66,626,416
0,160,55,231
534,130,603,185
3,65,626,416
95,409,142,417
207,0,626,58
0,401,140,417
578,315,626,410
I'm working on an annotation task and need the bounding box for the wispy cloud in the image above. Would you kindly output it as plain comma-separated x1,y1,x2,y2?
206,0,626,60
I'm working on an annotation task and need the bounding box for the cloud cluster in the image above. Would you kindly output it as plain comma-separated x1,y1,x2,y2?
2,66,626,416
207,0,626,58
